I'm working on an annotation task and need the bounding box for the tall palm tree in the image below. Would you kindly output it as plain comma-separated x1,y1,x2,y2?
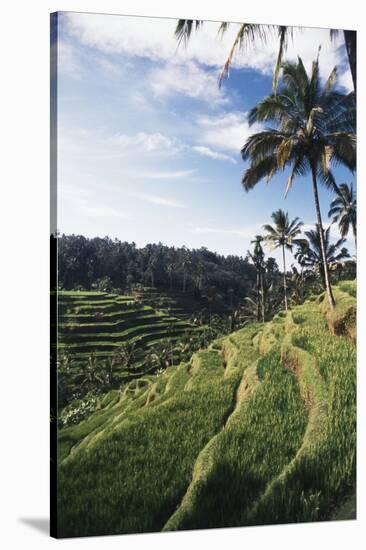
295,225,350,286
180,249,192,292
201,285,220,324
241,57,356,309
166,262,175,290
248,235,265,322
328,182,357,248
175,20,356,92
263,209,303,311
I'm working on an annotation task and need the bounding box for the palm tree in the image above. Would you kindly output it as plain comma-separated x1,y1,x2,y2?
241,56,356,309
102,357,120,389
114,341,141,376
180,249,192,292
201,285,220,324
328,182,357,248
175,20,356,93
166,262,175,290
148,340,174,371
295,225,350,286
248,235,265,322
147,256,158,288
81,354,104,390
263,209,303,311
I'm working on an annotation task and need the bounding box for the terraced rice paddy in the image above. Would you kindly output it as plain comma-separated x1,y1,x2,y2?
57,281,356,537
58,291,198,363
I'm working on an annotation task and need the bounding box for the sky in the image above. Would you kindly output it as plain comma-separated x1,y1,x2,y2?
55,11,356,267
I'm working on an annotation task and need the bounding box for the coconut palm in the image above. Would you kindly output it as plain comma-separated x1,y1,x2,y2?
175,20,356,92
248,235,265,322
148,340,174,370
328,182,357,247
201,285,220,324
295,225,350,286
241,56,356,308
114,341,141,375
81,354,104,390
263,209,303,311
180,248,192,292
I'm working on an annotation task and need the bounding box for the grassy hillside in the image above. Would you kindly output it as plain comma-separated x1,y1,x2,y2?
57,281,356,537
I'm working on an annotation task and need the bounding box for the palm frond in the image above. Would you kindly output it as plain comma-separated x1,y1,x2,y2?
273,26,289,93
175,19,203,46
241,155,279,191
219,23,262,87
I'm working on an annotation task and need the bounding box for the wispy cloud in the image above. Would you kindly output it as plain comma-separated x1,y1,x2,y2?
111,131,182,155
81,205,129,219
197,112,264,154
149,61,228,105
58,41,81,78
123,189,186,208
60,183,130,220
140,169,195,179
191,145,237,163
193,224,262,237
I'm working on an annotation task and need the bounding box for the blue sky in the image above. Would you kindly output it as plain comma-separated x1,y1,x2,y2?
56,12,355,266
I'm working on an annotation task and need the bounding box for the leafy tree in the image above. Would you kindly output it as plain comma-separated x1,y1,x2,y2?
263,209,303,310
241,56,356,309
328,182,357,248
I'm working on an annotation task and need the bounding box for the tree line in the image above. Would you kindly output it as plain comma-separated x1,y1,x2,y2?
58,236,261,304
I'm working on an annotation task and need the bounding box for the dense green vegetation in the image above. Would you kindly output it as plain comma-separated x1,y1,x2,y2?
57,282,356,536
58,236,257,302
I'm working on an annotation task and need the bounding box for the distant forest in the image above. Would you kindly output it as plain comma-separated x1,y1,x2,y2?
57,234,269,302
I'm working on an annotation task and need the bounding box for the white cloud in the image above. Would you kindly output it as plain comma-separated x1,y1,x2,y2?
96,57,122,77
130,91,153,111
197,112,264,154
111,131,181,154
59,182,130,220
140,169,195,179
58,41,81,78
193,224,262,238
82,205,129,219
136,192,185,208
149,61,228,105
61,13,352,91
191,145,237,163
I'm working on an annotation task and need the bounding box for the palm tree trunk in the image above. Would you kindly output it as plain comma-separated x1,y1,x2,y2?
256,270,260,322
353,221,357,250
311,167,335,308
260,269,265,323
282,244,288,311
